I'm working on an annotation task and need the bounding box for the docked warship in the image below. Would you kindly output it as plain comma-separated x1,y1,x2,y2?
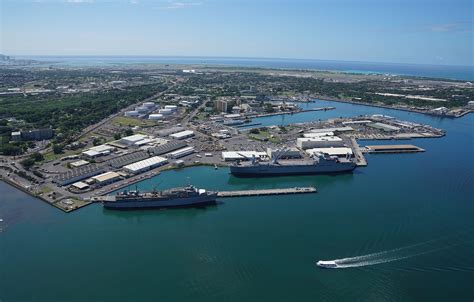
230,152,356,177
102,185,217,210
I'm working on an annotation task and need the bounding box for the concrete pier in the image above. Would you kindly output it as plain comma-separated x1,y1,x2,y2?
349,137,368,167
364,144,425,153
217,186,317,198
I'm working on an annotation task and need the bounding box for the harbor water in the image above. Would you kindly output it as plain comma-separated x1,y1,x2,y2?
1,100,473,301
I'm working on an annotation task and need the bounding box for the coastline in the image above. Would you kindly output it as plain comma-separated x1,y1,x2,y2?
310,95,473,118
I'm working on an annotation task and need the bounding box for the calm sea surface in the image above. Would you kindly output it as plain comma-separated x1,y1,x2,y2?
1,100,473,301
17,56,474,81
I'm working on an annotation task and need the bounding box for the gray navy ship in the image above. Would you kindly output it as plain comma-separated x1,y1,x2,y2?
230,152,356,177
102,185,217,210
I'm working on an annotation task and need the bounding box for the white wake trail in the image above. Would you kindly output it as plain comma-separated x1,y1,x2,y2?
320,234,471,269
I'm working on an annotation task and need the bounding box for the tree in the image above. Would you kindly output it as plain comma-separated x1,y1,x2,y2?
93,137,103,146
249,128,260,134
52,144,63,154
113,133,122,140
124,128,133,136
0,143,22,156
20,158,35,169
31,152,44,161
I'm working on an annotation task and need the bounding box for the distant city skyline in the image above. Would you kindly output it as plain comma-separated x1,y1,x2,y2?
1,0,473,66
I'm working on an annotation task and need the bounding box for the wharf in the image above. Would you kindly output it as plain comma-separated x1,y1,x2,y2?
349,137,368,167
364,144,425,153
235,123,262,128
253,107,335,118
217,186,317,198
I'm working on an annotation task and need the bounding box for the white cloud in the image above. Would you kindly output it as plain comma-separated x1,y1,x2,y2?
65,0,95,3
155,0,202,10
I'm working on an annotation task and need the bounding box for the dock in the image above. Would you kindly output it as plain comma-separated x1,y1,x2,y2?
217,186,317,198
349,137,368,166
363,144,425,153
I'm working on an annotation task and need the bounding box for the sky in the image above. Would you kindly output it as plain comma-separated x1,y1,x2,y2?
1,0,473,66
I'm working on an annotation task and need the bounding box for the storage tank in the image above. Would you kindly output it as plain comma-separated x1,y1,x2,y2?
125,110,139,117
136,106,148,114
148,114,163,120
164,105,178,111
159,108,173,115
143,102,156,108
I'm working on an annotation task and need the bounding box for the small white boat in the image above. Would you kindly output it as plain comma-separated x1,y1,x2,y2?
316,260,338,268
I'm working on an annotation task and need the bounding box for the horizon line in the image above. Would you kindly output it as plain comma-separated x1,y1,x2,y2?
5,54,473,68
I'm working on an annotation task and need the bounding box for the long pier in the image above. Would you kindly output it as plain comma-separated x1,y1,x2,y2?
217,186,317,198
349,137,368,167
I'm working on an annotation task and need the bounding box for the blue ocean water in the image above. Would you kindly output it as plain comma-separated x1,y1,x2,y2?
1,99,473,301
16,56,474,81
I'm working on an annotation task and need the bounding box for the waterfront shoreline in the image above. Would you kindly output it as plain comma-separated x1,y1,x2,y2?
311,95,473,118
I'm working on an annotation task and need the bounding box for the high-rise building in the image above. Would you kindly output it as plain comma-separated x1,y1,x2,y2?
215,99,228,113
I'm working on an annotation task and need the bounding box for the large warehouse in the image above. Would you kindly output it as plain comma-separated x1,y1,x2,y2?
305,147,353,157
297,136,345,149
91,171,121,185
122,156,168,174
169,130,194,140
222,151,267,161
81,144,116,158
119,134,149,146
167,147,195,159
266,148,301,159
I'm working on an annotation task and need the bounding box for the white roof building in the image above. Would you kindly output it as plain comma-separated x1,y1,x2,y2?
119,134,149,146
167,147,195,159
122,156,168,174
71,181,89,190
222,151,267,161
306,147,353,157
92,171,121,184
169,130,194,140
303,132,334,138
70,160,89,168
309,127,354,133
297,136,345,150
81,144,115,158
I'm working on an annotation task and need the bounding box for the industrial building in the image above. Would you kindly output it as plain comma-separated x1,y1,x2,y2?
91,171,121,185
266,148,301,159
222,151,268,161
54,164,106,186
118,134,148,146
309,127,354,133
302,132,334,138
305,147,353,157
367,122,400,132
70,160,89,168
169,130,194,140
122,156,168,174
105,151,149,169
71,181,89,191
82,144,116,158
11,128,54,142
167,147,195,159
148,141,187,156
297,136,344,149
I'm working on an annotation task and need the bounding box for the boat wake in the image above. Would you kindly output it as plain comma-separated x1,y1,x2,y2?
318,233,472,269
